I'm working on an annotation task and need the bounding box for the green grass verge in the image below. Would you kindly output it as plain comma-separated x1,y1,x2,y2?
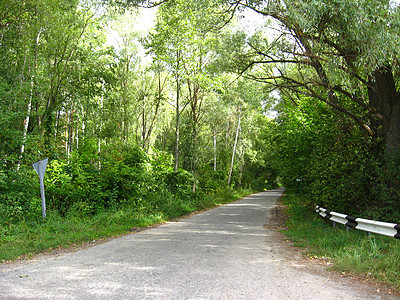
283,191,400,290
0,187,251,263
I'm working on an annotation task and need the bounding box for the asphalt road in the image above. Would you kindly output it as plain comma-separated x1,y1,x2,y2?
0,188,392,299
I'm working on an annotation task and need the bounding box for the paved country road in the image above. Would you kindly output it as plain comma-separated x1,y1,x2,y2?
0,188,397,299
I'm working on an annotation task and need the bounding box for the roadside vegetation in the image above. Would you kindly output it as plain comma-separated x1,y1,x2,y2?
0,142,256,262
283,191,400,291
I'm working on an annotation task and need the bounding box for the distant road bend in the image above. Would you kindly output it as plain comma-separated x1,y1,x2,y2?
0,188,390,299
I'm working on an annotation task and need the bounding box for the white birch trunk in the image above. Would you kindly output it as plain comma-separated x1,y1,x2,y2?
98,83,104,169
66,113,70,162
213,128,217,171
174,75,180,172
17,79,34,171
228,107,242,186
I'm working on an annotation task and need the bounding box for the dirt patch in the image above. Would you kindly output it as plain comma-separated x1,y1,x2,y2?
265,193,289,231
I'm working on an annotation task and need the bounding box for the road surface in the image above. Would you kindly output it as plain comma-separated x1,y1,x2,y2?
0,188,395,299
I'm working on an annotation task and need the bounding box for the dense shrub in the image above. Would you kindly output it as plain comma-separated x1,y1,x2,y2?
0,163,39,223
0,140,211,223
274,97,400,222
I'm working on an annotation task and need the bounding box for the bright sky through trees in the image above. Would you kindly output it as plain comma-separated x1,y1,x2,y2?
107,5,269,63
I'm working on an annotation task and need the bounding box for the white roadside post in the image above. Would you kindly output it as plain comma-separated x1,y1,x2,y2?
296,178,303,201
33,158,48,219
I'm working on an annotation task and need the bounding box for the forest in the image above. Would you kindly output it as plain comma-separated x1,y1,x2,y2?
1,0,400,236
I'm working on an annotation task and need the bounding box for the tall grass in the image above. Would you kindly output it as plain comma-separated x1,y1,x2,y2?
283,192,400,290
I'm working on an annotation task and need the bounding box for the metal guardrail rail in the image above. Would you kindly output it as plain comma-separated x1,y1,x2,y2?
315,205,400,239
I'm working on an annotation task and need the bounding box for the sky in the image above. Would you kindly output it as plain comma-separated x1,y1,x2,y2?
106,5,270,49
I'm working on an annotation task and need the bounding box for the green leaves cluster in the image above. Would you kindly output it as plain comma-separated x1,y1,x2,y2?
0,143,195,222
274,93,400,221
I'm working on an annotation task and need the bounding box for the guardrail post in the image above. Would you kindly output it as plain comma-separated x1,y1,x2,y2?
296,179,302,201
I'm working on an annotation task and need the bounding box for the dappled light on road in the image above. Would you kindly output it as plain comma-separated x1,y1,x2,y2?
0,188,384,299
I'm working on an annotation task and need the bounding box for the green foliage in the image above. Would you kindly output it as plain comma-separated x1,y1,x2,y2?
284,0,400,73
0,139,219,223
368,149,400,222
0,164,38,223
272,93,400,221
44,141,156,216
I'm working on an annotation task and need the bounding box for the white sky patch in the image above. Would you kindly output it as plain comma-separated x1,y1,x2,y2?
132,7,157,34
391,0,400,8
107,7,157,65
237,8,267,35
106,7,156,48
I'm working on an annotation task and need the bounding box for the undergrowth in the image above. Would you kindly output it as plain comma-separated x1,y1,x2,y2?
283,191,400,290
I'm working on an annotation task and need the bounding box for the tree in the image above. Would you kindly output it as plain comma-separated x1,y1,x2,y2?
132,67,169,152
234,0,400,150
145,0,207,174
222,0,400,204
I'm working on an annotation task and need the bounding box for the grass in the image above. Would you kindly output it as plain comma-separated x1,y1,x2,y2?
0,210,160,262
282,192,400,290
0,187,251,263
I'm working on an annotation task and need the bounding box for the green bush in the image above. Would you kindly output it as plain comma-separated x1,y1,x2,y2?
274,95,400,222
0,165,39,223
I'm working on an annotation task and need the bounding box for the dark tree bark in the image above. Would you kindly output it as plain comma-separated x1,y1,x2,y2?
368,66,400,154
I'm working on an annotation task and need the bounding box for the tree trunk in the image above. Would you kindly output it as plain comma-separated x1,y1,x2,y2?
17,79,33,171
213,128,217,171
98,82,104,169
228,107,241,186
174,76,180,172
378,69,400,154
368,66,400,210
143,73,164,152
368,66,400,154
54,109,60,141
174,51,181,172
67,106,74,161
141,95,146,147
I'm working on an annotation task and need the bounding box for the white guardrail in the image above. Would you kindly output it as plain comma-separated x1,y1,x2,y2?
315,206,400,239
